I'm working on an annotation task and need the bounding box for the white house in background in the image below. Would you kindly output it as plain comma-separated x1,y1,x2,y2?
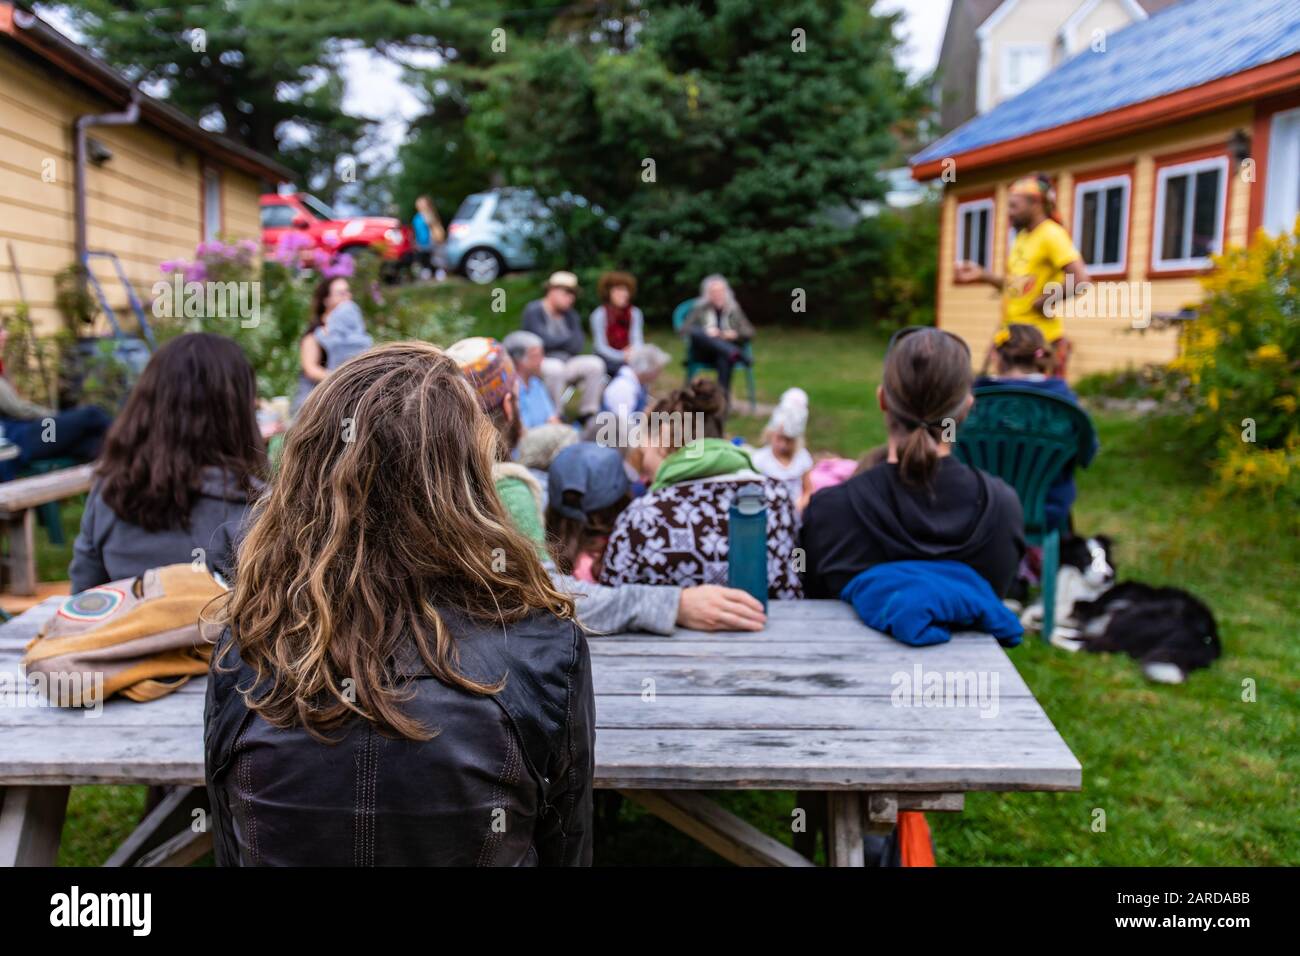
935,0,1180,132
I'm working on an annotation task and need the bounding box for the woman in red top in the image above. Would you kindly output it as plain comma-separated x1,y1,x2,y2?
589,270,645,376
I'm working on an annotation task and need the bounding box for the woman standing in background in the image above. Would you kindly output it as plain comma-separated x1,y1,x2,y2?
412,195,447,282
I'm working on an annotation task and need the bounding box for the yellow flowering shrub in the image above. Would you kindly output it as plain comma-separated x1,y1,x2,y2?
1173,219,1300,499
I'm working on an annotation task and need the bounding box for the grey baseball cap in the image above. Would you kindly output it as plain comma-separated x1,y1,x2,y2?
547,442,629,523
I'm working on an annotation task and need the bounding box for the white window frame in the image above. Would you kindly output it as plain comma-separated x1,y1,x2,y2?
955,198,995,270
203,167,223,242
1072,173,1131,275
1264,106,1300,234
1151,155,1229,273
1000,42,1050,99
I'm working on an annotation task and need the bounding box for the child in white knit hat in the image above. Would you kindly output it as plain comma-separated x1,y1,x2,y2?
753,388,814,509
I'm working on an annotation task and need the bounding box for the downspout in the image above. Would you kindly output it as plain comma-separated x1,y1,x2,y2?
74,88,141,270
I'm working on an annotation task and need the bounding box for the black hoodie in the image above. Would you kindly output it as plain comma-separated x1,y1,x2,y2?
800,457,1025,599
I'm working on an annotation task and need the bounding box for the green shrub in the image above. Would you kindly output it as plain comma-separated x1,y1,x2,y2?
1171,221,1300,501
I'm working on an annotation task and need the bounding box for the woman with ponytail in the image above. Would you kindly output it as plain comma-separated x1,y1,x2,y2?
801,327,1024,598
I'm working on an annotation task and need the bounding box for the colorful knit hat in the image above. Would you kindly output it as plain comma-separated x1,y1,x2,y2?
447,336,519,412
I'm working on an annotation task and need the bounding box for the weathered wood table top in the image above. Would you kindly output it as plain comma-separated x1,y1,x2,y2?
0,597,1080,866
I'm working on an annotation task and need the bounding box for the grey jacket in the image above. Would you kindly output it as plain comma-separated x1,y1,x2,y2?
70,467,259,593
521,300,585,359
682,300,755,340
315,300,373,370
555,572,680,636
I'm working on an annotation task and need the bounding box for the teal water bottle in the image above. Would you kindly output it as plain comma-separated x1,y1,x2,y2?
728,485,769,609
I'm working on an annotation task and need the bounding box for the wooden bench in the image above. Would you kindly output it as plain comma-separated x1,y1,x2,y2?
0,464,93,596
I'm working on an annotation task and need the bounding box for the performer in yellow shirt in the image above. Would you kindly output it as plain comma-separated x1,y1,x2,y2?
955,174,1090,376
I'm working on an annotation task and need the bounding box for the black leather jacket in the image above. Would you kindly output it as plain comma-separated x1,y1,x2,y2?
204,607,594,866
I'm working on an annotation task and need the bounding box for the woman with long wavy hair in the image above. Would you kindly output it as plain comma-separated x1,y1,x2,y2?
204,341,594,867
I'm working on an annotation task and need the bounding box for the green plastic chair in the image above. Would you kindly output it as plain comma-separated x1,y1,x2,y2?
954,384,1098,641
672,298,757,412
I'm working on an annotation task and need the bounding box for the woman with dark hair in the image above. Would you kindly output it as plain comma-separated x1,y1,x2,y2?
599,378,802,599
205,342,595,866
291,275,354,415
589,270,645,376
69,333,266,592
801,327,1025,598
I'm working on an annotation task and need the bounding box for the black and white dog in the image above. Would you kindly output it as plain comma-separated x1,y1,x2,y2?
1060,534,1116,591
1062,536,1221,684
1009,534,1115,607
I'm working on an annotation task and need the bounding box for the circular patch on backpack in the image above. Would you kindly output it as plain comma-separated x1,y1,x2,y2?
59,587,125,622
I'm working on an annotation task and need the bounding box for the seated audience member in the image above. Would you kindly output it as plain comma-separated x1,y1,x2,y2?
599,378,802,599
448,336,766,634
315,299,372,371
801,327,1025,599
293,275,354,415
589,271,645,376
546,442,631,583
753,388,814,508
70,333,265,592
799,454,859,512
976,323,1090,531
503,330,559,428
681,274,755,397
0,321,110,483
518,423,579,509
207,342,593,866
599,343,670,440
520,271,606,419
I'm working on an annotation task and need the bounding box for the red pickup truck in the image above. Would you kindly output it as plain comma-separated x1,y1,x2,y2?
260,193,412,273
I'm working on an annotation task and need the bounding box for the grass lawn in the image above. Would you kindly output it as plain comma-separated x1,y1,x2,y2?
45,275,1297,865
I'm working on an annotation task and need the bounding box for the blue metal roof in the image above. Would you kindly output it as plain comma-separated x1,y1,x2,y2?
912,0,1300,167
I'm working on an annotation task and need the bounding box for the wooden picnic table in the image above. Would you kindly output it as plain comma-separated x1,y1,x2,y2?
0,598,1080,867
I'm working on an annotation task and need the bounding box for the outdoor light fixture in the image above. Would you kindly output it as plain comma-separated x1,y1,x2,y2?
1230,128,1252,167
85,136,113,166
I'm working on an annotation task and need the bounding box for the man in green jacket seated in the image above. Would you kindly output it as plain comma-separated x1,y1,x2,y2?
448,335,765,635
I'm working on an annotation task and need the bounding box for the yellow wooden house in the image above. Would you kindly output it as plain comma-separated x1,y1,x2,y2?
912,0,1300,379
0,2,289,335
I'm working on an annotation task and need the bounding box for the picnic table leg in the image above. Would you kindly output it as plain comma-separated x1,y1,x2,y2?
2,509,37,597
105,785,209,867
825,792,865,867
0,785,70,866
618,789,814,867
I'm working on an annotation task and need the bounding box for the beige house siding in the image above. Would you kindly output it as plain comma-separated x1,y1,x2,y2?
1065,0,1142,57
937,106,1254,379
979,0,1151,115
982,0,1072,108
0,50,265,337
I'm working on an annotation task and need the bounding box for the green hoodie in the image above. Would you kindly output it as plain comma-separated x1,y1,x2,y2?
651,438,755,490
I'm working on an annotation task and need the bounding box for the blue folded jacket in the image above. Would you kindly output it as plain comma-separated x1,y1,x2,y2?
840,560,1023,648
